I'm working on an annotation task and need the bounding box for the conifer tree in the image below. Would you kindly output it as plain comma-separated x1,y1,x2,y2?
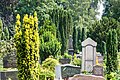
50,8,73,55
81,27,86,42
77,27,82,51
0,19,3,40
106,29,118,80
14,12,40,80
73,26,77,53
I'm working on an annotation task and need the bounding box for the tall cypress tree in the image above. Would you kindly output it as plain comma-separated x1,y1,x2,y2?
14,12,40,80
73,26,77,53
106,29,118,79
112,29,118,71
106,30,113,74
77,27,82,51
81,27,86,42
50,8,73,55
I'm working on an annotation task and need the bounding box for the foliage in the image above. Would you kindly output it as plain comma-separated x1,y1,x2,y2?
106,29,118,79
63,53,72,60
77,27,81,52
72,54,81,66
106,72,117,80
0,19,10,40
40,32,61,61
39,74,46,80
88,17,120,52
14,12,40,80
0,0,17,36
81,27,87,42
42,56,59,72
73,26,77,53
0,39,15,59
39,20,56,36
49,8,73,54
104,0,120,22
40,67,54,80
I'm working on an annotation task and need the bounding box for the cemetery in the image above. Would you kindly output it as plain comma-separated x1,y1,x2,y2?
0,0,120,80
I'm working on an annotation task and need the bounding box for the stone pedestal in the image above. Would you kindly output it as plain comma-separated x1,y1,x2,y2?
68,49,74,56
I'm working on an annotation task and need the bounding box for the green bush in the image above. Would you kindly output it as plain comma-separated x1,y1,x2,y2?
39,74,46,80
72,54,81,66
72,58,81,66
42,56,59,72
40,67,55,80
63,53,72,60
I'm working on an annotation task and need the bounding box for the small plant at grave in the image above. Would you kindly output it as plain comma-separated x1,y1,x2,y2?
42,56,59,72
63,53,72,60
72,54,81,66
106,72,117,80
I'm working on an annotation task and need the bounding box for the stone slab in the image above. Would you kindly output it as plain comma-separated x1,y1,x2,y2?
70,74,105,80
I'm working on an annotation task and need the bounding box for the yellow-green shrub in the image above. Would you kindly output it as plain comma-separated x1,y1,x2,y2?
14,12,40,80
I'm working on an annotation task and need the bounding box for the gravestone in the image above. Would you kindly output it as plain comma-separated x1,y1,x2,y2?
70,74,105,80
3,52,17,68
93,65,104,76
55,64,80,80
68,35,74,56
0,70,18,80
81,38,97,72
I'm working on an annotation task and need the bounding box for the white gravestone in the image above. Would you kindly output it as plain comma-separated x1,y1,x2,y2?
81,38,97,72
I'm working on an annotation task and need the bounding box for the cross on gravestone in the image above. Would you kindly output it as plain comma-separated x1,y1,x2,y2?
81,38,97,72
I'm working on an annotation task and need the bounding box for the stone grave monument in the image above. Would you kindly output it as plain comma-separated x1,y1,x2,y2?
55,64,80,80
68,35,74,56
3,52,17,68
81,38,97,72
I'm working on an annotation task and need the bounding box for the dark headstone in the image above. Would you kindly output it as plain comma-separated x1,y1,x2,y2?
3,53,17,68
0,70,18,80
59,59,71,64
55,64,80,79
93,65,104,76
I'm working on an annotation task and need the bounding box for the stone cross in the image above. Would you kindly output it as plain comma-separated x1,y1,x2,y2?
81,38,97,72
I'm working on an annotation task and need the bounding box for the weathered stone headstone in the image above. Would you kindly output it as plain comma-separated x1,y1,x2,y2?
68,35,74,55
0,70,18,80
81,38,97,72
59,59,71,64
3,53,17,68
70,74,105,80
55,64,80,80
93,65,104,76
